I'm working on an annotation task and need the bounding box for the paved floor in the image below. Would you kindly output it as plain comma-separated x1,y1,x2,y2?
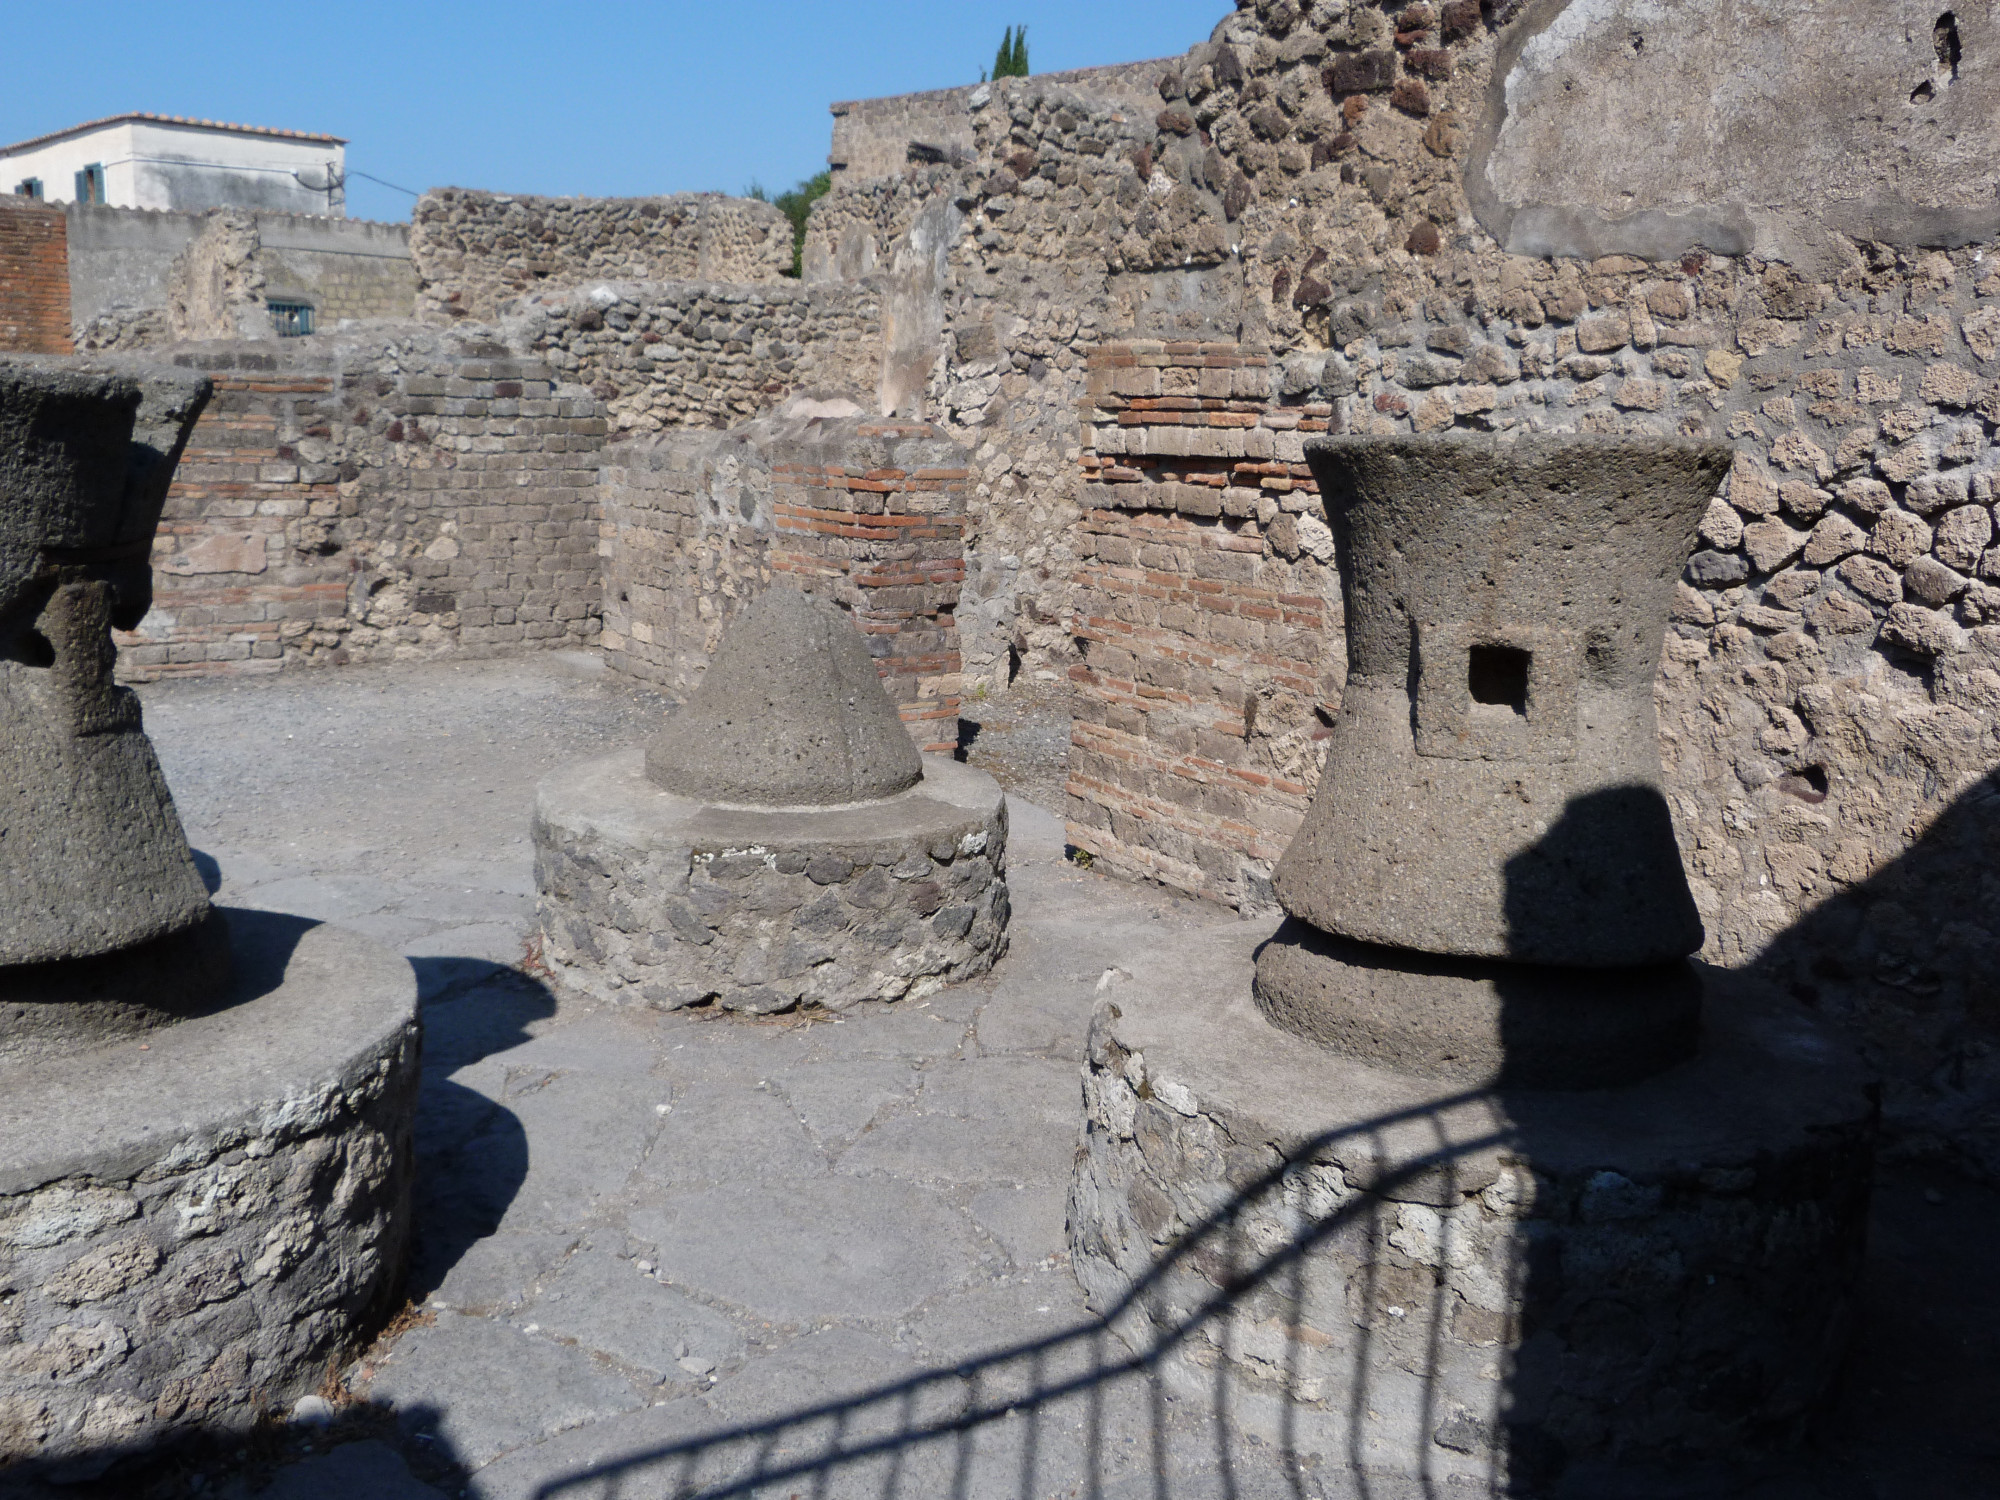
51,654,1999,1499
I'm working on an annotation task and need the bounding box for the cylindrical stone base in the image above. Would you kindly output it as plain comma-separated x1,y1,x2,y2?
1252,918,1701,1090
534,751,1010,1014
1069,972,1874,1491
0,911,419,1481
0,911,234,1069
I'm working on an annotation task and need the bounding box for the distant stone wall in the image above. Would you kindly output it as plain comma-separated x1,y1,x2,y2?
828,59,1174,182
64,205,415,343
0,199,72,354
114,332,606,679
503,279,882,435
254,215,417,323
599,403,968,753
411,189,792,323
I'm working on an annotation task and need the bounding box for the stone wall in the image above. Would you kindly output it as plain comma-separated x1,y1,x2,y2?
808,68,1241,695
782,1,2000,1169
0,199,72,354
98,270,887,682
65,206,415,347
819,0,1997,1170
411,189,792,323
828,59,1175,182
114,332,607,679
803,168,949,286
599,401,968,753
254,215,418,324
501,279,882,436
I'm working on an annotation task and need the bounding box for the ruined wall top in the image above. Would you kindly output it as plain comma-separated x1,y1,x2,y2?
826,58,1177,183
410,187,793,323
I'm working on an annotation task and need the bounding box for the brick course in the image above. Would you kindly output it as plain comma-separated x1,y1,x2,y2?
0,199,73,354
1067,343,1343,907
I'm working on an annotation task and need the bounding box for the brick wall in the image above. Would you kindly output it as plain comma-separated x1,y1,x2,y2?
115,336,607,680
600,405,967,752
1065,342,1343,907
0,199,73,354
131,365,348,673
769,422,968,753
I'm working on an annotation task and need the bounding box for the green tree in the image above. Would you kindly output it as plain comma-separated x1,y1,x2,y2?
989,25,1029,81
773,170,830,278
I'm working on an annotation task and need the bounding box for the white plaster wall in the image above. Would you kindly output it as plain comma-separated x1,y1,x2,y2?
2,122,344,215
2,123,137,205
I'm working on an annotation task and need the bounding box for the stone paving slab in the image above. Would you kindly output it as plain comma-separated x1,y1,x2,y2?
81,654,1991,1500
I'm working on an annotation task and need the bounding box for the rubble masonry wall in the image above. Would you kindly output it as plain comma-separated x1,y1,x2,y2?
410,188,793,322
799,1,2000,1168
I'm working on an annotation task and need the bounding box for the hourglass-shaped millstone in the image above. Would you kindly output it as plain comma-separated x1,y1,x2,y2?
1,362,226,1058
1253,434,1731,1089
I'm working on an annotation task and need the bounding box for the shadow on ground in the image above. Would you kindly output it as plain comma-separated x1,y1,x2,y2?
405,958,555,1303
11,778,1999,1499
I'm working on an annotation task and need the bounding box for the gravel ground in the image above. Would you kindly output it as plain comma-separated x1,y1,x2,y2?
18,653,1995,1500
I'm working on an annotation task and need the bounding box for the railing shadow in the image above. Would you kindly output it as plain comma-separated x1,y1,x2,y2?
526,1090,1515,1500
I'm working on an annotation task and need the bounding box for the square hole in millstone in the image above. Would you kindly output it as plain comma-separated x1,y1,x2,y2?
1467,644,1530,715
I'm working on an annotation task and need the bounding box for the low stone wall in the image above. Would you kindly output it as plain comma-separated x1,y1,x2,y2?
1065,341,1342,909
110,333,606,679
534,753,1009,1014
600,405,968,753
504,279,882,435
411,189,792,323
0,920,418,1475
1070,980,1875,1483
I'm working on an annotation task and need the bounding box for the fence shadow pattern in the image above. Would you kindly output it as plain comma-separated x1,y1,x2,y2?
528,1092,1516,1500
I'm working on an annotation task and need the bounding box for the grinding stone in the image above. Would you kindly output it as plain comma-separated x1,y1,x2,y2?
646,586,923,807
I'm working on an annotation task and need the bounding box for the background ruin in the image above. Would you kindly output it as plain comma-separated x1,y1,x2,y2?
1,0,1995,1184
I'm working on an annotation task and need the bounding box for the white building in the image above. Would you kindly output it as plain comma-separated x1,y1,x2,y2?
1,114,346,217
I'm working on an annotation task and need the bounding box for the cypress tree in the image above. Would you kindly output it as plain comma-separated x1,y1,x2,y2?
992,26,1029,80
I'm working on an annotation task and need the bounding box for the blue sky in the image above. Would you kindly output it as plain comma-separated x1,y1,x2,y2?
4,2,1230,223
